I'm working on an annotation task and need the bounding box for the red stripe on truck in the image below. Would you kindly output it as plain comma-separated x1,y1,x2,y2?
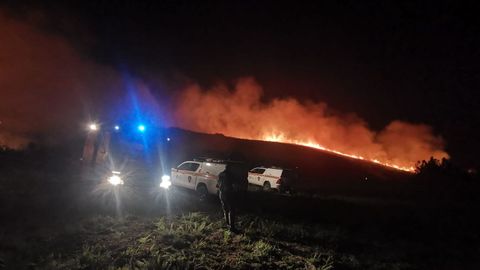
248,173,280,179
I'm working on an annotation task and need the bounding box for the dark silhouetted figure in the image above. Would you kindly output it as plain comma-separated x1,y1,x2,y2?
218,164,238,232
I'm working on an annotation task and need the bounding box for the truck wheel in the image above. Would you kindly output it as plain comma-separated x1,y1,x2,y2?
263,182,271,192
197,184,208,201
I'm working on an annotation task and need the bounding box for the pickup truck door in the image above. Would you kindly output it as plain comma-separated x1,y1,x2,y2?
248,168,265,186
185,163,201,190
175,162,200,189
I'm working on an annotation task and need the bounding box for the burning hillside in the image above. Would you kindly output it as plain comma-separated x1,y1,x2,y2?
0,9,449,172
173,78,448,172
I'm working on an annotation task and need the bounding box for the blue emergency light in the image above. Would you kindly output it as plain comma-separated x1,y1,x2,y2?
137,124,146,132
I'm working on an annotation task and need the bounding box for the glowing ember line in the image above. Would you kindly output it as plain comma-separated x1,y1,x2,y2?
173,79,446,173
262,134,415,172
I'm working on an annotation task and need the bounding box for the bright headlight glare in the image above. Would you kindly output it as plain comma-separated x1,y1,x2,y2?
160,175,171,189
108,175,124,186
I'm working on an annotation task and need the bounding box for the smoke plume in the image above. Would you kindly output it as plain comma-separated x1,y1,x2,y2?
0,10,116,147
173,78,448,169
0,9,448,170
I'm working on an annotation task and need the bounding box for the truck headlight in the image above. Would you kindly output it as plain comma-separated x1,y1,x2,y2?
108,174,124,186
160,175,171,189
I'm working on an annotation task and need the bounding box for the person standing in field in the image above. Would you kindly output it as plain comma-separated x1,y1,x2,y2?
218,164,238,232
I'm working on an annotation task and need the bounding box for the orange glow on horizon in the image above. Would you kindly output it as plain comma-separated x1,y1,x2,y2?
173,78,449,174
262,133,416,172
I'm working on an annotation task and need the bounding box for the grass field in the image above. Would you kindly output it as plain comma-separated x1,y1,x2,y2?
0,151,479,269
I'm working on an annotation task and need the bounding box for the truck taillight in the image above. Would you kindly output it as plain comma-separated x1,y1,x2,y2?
276,178,282,184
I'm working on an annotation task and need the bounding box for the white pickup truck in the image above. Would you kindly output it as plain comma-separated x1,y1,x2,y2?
171,160,226,198
248,166,297,193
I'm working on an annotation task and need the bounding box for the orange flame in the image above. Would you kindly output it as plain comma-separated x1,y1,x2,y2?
262,133,416,172
173,78,448,173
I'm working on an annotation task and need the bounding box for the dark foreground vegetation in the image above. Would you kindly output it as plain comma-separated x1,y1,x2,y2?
1,147,479,269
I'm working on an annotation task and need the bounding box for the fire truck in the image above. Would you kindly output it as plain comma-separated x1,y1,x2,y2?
81,122,172,188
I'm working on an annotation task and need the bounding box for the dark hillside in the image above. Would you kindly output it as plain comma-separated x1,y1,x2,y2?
165,128,411,195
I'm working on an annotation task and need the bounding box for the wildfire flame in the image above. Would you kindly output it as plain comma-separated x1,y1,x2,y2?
172,78,449,173
0,9,450,172
262,133,415,172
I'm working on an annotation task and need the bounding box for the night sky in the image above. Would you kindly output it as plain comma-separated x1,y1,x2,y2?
2,0,480,168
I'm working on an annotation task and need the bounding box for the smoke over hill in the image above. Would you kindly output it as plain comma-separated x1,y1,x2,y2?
172,78,448,169
0,9,447,170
